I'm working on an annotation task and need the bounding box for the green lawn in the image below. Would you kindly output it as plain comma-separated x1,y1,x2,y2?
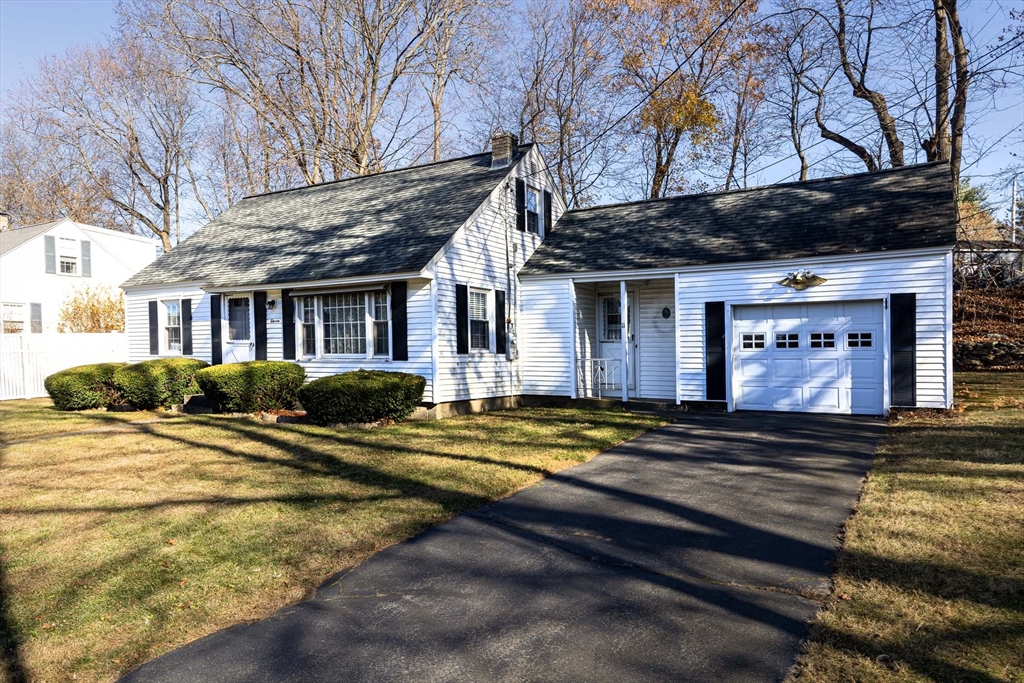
789,372,1024,682
0,400,665,682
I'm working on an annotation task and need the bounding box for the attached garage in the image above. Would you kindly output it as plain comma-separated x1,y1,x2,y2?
518,161,956,415
732,301,884,415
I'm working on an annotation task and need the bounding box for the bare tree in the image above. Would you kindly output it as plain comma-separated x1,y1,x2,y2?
14,38,208,250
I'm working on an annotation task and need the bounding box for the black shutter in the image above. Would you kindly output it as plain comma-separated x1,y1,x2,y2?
543,190,552,234
495,290,507,355
282,289,296,360
254,291,267,360
391,281,408,361
890,293,917,406
81,240,92,277
210,294,222,365
148,300,159,355
44,235,56,274
181,298,193,356
456,284,469,354
515,178,526,232
705,302,726,401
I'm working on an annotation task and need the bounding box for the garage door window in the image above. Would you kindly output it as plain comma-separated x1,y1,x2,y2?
741,333,765,350
847,332,873,348
775,333,799,349
810,332,836,348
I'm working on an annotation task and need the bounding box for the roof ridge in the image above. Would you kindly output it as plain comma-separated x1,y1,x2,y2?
565,161,950,216
241,144,535,201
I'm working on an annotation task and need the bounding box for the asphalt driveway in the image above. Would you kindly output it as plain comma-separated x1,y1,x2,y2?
122,411,886,683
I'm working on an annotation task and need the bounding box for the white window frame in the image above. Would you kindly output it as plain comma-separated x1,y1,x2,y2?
162,299,183,355
294,290,392,361
846,331,874,349
809,332,837,349
58,237,79,276
741,332,766,350
469,288,491,352
2,302,25,334
525,186,544,236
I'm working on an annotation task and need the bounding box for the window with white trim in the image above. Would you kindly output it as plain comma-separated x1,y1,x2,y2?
810,332,836,349
470,289,489,350
741,333,765,350
2,302,25,333
301,298,317,356
323,292,366,355
601,297,621,341
58,237,78,275
296,290,392,358
164,300,182,352
372,291,390,356
847,332,873,348
775,333,799,349
525,187,543,234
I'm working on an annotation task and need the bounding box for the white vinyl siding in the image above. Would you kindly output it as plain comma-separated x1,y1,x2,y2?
126,287,210,362
520,279,574,396
431,146,565,403
675,250,952,409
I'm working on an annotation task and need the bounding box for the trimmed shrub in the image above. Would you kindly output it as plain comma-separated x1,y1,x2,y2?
196,361,305,413
298,370,426,426
44,363,126,410
111,358,209,409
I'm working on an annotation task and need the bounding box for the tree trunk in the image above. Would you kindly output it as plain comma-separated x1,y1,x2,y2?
927,0,952,162
944,0,969,192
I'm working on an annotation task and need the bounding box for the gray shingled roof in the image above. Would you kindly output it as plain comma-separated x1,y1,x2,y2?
522,162,956,276
123,147,530,288
0,220,63,257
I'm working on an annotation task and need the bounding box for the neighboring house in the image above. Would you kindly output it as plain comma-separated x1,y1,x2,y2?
0,218,159,334
122,137,956,416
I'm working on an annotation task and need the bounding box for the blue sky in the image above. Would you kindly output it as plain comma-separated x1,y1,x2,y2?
1,0,1021,217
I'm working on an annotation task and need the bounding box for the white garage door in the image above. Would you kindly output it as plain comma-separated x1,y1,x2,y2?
732,301,884,415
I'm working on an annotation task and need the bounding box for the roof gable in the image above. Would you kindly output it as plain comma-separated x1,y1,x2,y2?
0,219,69,257
523,162,956,276
124,147,531,288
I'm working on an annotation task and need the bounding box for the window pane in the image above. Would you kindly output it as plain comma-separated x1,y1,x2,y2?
60,258,77,274
165,301,181,327
373,292,388,321
374,321,389,355
322,292,366,355
302,299,316,355
228,298,250,341
603,297,621,341
471,320,489,350
167,327,181,351
470,291,487,319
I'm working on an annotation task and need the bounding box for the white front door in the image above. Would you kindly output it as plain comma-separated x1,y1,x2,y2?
732,301,884,415
224,295,254,364
597,293,638,393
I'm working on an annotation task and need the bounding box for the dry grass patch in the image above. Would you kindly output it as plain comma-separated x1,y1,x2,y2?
790,372,1024,682
0,402,665,682
0,398,179,443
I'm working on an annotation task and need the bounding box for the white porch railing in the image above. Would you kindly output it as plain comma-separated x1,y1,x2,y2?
576,358,621,399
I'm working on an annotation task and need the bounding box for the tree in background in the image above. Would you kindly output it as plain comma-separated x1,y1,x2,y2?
58,285,126,333
590,0,762,198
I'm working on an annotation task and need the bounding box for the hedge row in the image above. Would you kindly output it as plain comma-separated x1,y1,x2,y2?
195,361,305,413
47,361,427,425
45,358,208,410
43,363,125,411
298,370,426,425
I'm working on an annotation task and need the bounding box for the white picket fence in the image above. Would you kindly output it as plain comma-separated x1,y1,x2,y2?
0,333,129,400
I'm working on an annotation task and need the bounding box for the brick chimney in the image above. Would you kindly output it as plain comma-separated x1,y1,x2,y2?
490,132,518,169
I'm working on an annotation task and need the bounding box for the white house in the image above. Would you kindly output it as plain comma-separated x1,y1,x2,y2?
0,217,159,334
122,136,955,416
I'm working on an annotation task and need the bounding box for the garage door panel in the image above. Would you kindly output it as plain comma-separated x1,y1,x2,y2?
736,358,770,378
737,384,773,410
806,386,843,411
771,386,804,409
732,301,884,416
772,358,803,379
808,358,842,379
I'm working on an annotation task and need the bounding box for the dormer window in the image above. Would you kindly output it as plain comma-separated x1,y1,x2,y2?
525,187,543,234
